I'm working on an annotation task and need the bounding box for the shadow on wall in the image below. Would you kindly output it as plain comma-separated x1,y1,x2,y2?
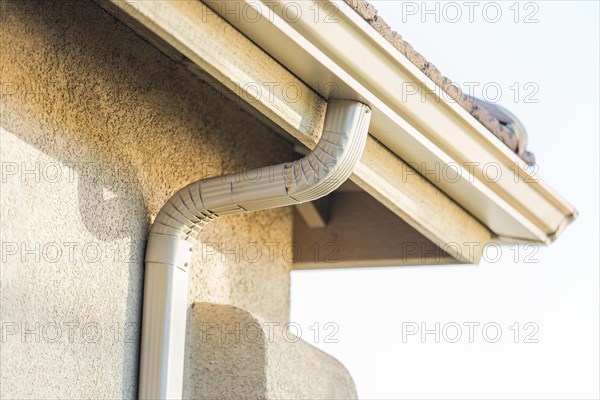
1,0,213,397
1,1,150,397
1,0,294,396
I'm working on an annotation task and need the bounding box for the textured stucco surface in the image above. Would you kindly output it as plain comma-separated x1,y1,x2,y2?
0,1,355,398
185,303,357,399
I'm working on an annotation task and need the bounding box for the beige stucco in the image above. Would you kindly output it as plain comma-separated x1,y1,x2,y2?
186,303,356,399
0,1,354,398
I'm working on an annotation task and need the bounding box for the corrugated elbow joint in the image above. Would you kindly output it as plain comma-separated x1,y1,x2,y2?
148,99,371,247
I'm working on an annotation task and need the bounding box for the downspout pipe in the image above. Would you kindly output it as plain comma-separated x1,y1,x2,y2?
138,100,372,399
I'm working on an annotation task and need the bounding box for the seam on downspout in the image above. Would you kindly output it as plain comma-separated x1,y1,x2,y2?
139,99,371,399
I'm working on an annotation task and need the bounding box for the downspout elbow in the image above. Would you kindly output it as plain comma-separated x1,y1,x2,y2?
138,100,371,399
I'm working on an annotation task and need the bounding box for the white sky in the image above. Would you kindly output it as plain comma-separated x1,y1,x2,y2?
290,1,600,399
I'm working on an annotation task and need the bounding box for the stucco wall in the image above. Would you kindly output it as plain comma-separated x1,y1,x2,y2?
0,1,298,397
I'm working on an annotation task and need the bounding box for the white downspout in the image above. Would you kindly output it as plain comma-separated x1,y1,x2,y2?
138,100,372,399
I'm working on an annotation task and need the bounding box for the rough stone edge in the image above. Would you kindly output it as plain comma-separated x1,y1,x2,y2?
343,0,535,164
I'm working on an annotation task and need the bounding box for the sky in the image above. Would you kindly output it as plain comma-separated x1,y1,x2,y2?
290,1,600,399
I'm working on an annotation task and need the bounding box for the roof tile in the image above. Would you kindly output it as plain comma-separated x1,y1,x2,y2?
343,0,535,163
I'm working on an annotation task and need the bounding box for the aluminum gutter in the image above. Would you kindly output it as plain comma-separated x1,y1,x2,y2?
207,0,577,244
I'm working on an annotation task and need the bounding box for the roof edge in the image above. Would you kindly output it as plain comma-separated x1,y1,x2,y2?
343,0,535,164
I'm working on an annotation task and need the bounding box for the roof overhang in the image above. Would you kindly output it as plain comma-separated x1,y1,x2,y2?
95,0,575,267
204,0,576,244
